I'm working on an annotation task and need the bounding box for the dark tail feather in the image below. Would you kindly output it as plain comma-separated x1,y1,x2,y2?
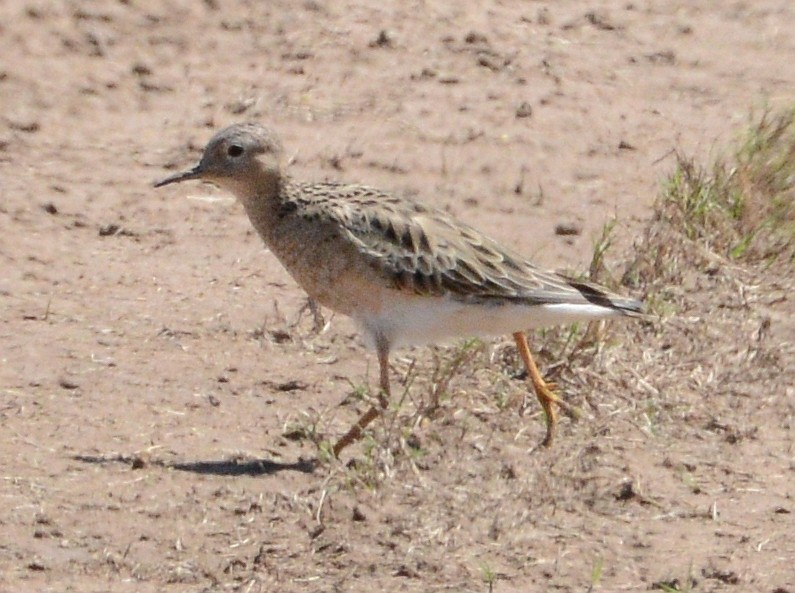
568,280,644,315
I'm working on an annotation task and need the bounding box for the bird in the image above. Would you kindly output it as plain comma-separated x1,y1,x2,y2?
155,123,643,457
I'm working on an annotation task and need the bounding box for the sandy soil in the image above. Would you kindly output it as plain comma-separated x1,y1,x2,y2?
1,1,794,592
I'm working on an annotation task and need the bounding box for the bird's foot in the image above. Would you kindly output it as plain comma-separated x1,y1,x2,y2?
531,379,582,447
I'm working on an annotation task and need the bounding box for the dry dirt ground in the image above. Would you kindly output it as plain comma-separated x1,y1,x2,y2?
1,1,794,592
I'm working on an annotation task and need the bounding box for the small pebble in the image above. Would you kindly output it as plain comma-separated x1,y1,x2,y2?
370,29,395,48
516,102,533,118
554,222,582,236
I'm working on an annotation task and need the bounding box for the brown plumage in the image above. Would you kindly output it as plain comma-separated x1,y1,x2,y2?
279,179,642,310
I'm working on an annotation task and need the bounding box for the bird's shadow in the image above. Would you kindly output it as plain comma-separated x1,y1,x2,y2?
73,453,318,477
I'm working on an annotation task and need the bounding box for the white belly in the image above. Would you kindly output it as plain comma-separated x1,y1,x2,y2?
354,294,625,350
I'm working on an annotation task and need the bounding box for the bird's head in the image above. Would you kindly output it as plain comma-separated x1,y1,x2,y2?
154,123,284,200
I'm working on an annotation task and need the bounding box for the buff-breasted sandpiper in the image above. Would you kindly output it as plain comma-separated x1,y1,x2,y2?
155,123,642,456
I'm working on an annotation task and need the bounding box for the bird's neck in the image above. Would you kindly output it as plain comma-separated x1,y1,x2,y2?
238,173,289,243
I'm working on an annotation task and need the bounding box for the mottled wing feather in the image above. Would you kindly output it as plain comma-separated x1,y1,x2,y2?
287,181,641,313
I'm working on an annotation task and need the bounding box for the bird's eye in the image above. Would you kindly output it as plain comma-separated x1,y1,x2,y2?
227,144,244,157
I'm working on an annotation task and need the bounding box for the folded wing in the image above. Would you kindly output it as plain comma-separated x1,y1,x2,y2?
291,182,642,314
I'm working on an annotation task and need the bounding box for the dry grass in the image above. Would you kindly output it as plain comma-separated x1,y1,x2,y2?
734,107,795,258
624,106,795,296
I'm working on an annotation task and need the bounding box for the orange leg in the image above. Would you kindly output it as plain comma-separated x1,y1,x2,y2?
332,337,390,458
513,331,573,447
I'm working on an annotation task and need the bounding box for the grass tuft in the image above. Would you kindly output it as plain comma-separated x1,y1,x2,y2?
734,107,795,258
650,107,794,270
620,105,795,321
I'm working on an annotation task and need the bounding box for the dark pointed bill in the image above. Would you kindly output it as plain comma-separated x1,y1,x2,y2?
153,166,202,188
